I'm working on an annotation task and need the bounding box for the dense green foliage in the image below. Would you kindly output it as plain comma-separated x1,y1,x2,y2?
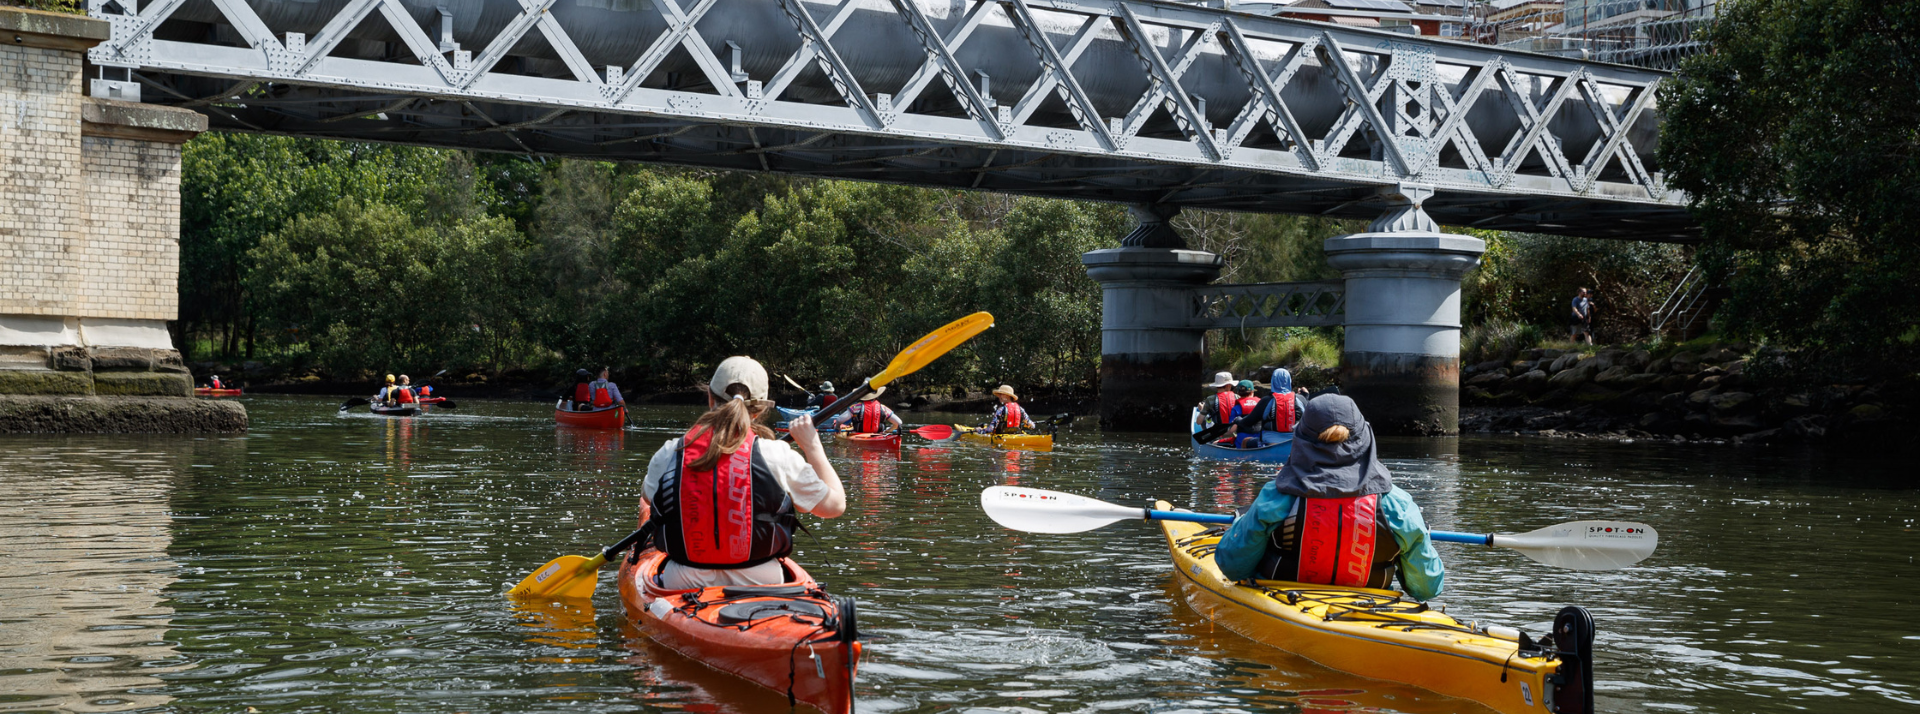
1658,0,1920,372
178,134,1128,391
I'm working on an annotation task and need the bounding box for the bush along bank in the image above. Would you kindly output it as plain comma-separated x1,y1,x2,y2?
1458,343,1912,444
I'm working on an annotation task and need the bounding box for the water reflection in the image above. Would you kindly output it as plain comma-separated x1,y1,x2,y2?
0,399,1914,714
0,440,193,711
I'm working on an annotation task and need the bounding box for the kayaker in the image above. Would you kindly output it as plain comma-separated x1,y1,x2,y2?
208,375,224,390
590,367,625,409
807,381,838,409
376,374,398,405
642,356,846,589
564,368,593,410
978,384,1035,434
1227,380,1262,447
1226,370,1306,448
833,389,902,434
394,375,417,404
1212,394,1446,601
1195,371,1238,444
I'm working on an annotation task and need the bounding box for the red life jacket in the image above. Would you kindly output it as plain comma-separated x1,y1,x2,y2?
395,387,415,403
1263,494,1401,589
1271,392,1297,432
1213,391,1237,444
820,394,837,408
1002,402,1027,431
210,377,222,389
854,402,887,433
654,430,794,569
590,381,614,408
1234,395,1261,419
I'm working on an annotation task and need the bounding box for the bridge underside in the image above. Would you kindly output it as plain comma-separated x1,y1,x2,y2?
154,77,1693,238
92,0,1698,241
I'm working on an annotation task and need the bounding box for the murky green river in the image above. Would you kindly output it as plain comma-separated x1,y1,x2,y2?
3,396,1915,713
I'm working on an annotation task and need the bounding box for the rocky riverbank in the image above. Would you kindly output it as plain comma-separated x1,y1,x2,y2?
1458,343,1910,443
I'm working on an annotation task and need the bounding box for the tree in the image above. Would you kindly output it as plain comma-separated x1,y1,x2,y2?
1658,0,1920,370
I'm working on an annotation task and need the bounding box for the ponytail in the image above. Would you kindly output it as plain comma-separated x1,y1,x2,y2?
684,384,776,471
1318,424,1351,443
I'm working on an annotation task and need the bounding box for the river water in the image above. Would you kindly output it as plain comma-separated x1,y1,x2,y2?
2,396,1914,714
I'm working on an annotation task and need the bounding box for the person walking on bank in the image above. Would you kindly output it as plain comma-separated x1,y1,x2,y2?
642,356,847,589
1211,394,1446,601
832,388,903,435
979,385,1036,434
1570,287,1595,345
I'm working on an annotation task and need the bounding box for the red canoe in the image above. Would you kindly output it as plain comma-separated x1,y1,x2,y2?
194,388,243,397
555,403,626,429
617,549,860,714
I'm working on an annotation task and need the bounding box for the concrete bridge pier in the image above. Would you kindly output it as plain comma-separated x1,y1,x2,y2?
1081,205,1223,432
1327,185,1485,436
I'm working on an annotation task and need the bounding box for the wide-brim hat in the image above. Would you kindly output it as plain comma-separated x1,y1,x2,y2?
992,384,1018,400
1204,371,1234,388
859,386,887,401
819,381,835,393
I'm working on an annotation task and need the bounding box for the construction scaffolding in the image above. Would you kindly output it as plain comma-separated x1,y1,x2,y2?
1468,0,1719,70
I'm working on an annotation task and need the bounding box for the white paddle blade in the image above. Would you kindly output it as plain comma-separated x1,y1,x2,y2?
1491,521,1658,571
981,486,1146,534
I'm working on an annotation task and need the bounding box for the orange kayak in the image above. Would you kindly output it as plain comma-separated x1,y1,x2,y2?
617,551,860,714
194,387,242,396
841,433,900,451
555,403,625,429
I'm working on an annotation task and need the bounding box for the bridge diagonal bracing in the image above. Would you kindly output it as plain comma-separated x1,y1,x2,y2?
88,0,1696,239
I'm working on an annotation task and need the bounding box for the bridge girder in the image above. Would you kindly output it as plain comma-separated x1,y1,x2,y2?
89,0,1698,240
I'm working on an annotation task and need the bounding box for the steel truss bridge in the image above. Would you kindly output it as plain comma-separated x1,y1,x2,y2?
86,0,1695,240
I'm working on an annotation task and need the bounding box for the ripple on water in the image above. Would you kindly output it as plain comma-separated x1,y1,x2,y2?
2,400,1917,713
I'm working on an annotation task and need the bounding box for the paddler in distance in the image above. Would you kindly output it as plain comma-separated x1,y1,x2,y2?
831,388,902,434
375,374,398,405
589,366,624,409
1225,370,1305,448
1196,371,1238,444
642,357,846,589
394,375,418,405
977,384,1035,434
807,381,838,410
1213,394,1445,601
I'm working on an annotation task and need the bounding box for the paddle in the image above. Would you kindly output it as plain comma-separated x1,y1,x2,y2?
780,373,814,396
782,311,996,442
510,312,996,599
338,397,368,412
980,486,1659,571
907,424,955,440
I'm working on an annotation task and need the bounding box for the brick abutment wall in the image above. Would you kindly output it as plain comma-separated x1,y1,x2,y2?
0,6,244,432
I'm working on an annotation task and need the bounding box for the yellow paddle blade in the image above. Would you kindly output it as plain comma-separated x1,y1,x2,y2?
871,312,995,388
507,553,607,600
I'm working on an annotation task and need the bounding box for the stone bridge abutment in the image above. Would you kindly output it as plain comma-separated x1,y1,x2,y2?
0,6,244,432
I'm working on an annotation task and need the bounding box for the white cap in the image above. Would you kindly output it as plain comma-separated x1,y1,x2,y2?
1205,371,1234,388
709,356,769,401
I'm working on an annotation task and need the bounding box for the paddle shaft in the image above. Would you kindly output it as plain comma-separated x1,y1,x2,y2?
1142,508,1490,545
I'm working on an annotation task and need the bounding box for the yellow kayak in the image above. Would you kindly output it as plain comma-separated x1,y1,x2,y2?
1157,501,1594,714
954,426,1053,451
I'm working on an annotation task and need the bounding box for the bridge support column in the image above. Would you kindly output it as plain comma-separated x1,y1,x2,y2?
0,7,242,432
1326,186,1485,436
1082,205,1223,432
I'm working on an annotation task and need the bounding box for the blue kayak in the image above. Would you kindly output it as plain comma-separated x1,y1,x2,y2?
775,406,842,432
1190,408,1293,462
